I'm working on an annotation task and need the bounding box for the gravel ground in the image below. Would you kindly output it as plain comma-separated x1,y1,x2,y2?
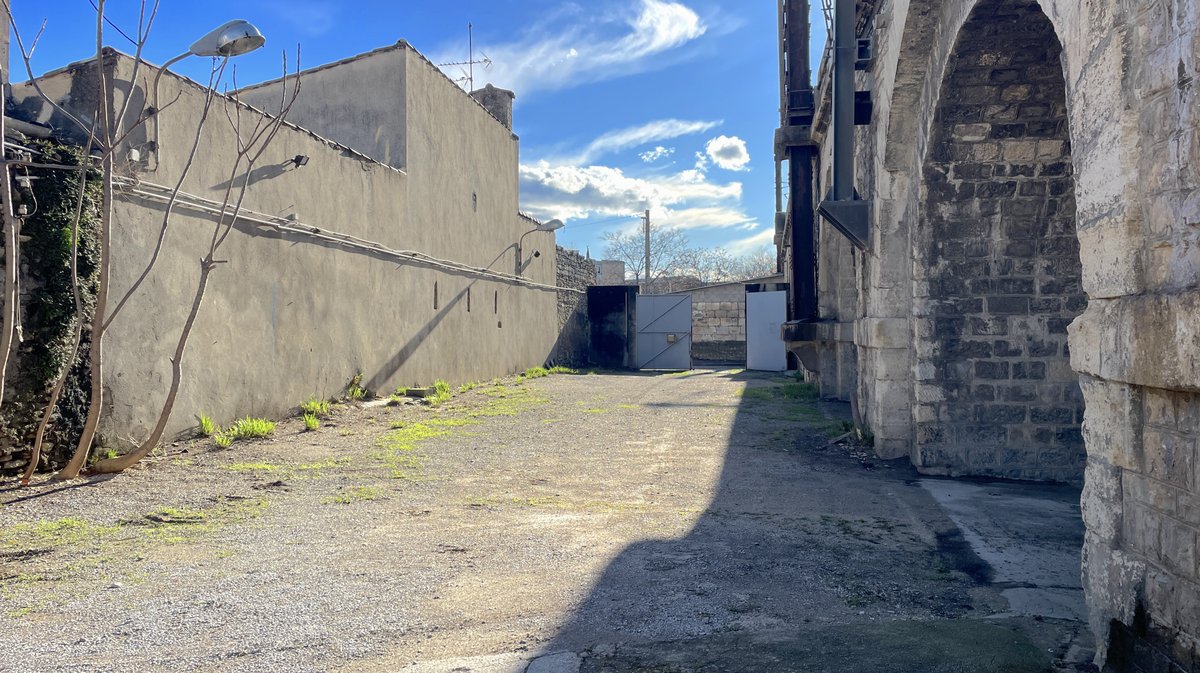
0,368,1088,672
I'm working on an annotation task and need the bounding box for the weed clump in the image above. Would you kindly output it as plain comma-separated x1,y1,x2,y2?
522,366,549,379
197,414,216,437
426,379,452,406
303,413,320,432
300,397,331,417
345,373,369,401
781,382,819,401
548,365,578,374
226,417,276,441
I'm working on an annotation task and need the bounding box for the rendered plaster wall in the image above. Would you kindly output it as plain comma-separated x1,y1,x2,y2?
10,49,557,444
238,44,410,169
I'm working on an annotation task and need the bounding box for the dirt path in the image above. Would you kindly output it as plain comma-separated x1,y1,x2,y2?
0,369,1089,672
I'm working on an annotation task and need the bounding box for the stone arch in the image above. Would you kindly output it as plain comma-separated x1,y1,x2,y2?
910,0,1086,480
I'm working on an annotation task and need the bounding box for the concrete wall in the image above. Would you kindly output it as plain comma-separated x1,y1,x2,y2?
780,0,1200,667
10,47,557,445
239,44,410,169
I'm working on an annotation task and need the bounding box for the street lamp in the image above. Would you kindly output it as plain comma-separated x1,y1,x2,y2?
516,219,564,275
146,20,267,161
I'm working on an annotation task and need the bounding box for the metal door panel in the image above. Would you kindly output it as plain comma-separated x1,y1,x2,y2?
635,295,692,370
746,290,787,371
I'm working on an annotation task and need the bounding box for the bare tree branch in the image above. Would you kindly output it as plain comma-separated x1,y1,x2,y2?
91,48,302,475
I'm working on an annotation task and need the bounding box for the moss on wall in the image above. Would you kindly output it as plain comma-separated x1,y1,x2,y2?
0,138,102,474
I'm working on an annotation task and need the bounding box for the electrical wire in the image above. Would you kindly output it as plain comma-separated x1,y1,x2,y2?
111,176,583,294
87,0,140,47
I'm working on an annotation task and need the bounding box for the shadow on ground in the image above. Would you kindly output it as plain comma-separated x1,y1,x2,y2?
519,368,1090,673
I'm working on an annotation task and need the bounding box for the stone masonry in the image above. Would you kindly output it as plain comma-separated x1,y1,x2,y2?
913,0,1086,481
552,246,596,367
778,0,1200,669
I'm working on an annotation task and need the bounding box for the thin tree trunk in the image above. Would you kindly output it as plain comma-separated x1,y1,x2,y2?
88,260,212,474
0,159,16,409
56,1,114,478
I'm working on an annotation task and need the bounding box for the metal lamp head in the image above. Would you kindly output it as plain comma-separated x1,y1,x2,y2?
537,219,565,232
188,20,266,57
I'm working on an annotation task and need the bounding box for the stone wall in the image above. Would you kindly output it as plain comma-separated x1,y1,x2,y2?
778,0,1200,667
553,247,595,367
912,0,1086,481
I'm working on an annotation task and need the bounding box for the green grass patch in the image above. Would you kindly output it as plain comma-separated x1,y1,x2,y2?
300,397,331,417
660,370,696,378
346,373,369,401
616,404,639,410
303,413,320,431
426,379,452,406
583,408,609,414
197,414,216,437
781,382,819,400
226,417,276,440
740,387,776,401
458,381,481,393
468,384,550,417
214,433,233,448
0,517,120,550
225,462,281,473
548,365,579,374
521,366,550,379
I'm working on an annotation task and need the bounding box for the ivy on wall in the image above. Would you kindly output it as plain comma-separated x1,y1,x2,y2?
0,138,103,473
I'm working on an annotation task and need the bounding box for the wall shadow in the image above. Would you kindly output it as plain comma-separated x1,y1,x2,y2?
519,369,1071,670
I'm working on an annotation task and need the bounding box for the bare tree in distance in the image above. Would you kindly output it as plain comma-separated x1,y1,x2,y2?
731,246,779,280
601,223,691,289
602,223,780,294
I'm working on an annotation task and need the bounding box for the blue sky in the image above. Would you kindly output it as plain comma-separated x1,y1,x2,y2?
11,1,825,257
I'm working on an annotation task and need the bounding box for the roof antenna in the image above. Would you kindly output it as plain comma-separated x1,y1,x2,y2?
437,22,493,90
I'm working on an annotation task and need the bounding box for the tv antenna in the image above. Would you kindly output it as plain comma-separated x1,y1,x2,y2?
437,22,493,90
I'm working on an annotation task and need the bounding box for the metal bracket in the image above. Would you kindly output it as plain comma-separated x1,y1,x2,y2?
817,196,871,251
774,125,817,160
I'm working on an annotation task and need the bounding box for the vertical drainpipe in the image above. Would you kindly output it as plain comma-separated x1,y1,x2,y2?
817,0,870,250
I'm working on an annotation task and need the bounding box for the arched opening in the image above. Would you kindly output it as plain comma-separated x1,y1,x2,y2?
914,0,1085,481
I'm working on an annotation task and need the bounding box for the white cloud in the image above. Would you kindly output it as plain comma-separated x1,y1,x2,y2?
433,0,707,96
727,227,776,254
519,160,754,231
640,146,675,163
705,135,751,171
569,119,717,164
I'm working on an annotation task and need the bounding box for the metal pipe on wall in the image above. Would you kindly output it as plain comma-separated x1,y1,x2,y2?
831,0,855,202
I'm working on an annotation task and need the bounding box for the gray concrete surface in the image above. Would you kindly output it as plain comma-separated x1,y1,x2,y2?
922,478,1087,622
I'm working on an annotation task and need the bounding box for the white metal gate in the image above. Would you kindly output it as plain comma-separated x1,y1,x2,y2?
746,290,787,371
635,295,692,370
